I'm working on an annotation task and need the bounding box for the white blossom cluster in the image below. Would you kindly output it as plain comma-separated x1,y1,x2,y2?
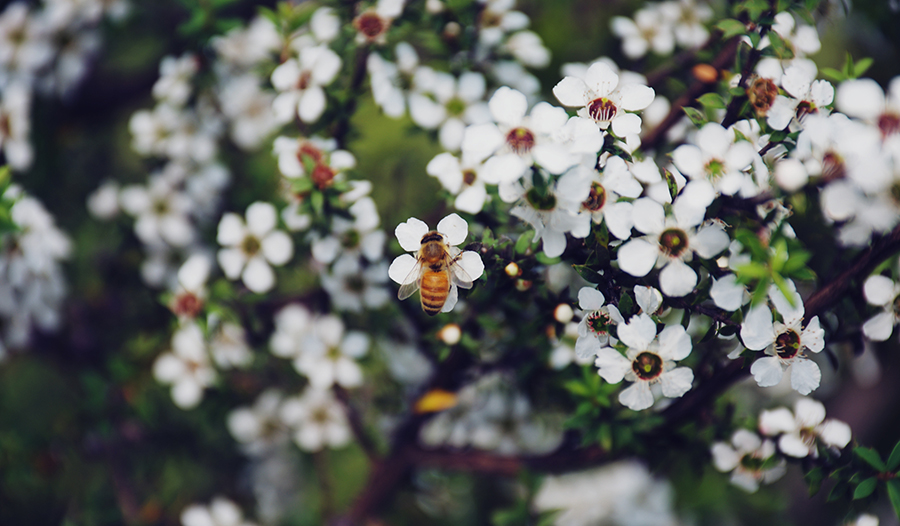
180,497,258,526
611,0,713,59
712,397,850,493
0,185,71,360
0,0,127,171
420,372,562,455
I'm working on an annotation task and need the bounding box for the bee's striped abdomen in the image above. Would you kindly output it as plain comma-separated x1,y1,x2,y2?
420,271,450,316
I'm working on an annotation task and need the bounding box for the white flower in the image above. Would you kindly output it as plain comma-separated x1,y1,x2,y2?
672,122,758,196
271,44,342,124
227,390,289,456
210,322,253,369
574,287,624,360
579,155,643,240
269,304,313,359
758,397,852,458
181,497,257,526
218,74,280,150
533,460,681,526
119,175,195,248
506,168,592,258
553,61,655,136
217,201,294,294
617,197,729,297
0,82,33,170
741,283,825,395
152,322,216,409
353,0,405,44
767,63,834,131
426,152,490,214
462,86,592,185
611,7,675,59
279,387,351,452
152,54,197,106
711,429,786,493
86,180,120,219
321,256,390,312
862,274,900,341
272,135,356,184
594,313,693,411
310,196,384,264
408,68,489,151
388,213,485,314
293,315,369,389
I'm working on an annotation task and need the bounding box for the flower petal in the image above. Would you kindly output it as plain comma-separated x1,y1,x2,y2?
750,356,784,387
659,260,698,297
437,213,468,246
617,238,658,277
395,217,429,252
578,287,606,310
262,231,294,266
660,366,693,398
618,381,654,411
790,359,821,395
552,76,590,107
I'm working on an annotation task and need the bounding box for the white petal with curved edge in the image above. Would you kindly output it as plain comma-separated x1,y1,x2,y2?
818,419,851,448
862,312,895,341
388,254,418,284
779,433,811,458
835,78,885,120
790,359,821,395
750,356,784,387
711,443,740,472
218,248,247,279
619,84,655,111
631,198,665,235
758,408,797,436
611,113,642,137
604,201,634,240
660,367,693,398
710,274,745,311
217,213,246,246
540,228,567,258
741,305,775,351
672,144,704,178
619,381,654,411
594,347,632,383
455,184,488,214
552,76,590,107
481,153,528,184
172,379,203,409
617,313,656,350
658,324,692,361
441,284,459,313
584,62,619,98
578,287,605,310
533,143,576,175
489,86,528,127
242,256,275,293
794,397,826,427
262,231,294,266
456,250,484,281
298,86,327,123
246,201,277,236
863,275,896,306
692,223,730,259
801,316,825,353
395,217,429,252
437,213,468,246
530,102,569,134
659,260,698,298
617,238,658,277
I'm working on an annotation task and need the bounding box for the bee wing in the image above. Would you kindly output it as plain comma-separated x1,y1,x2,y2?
397,259,424,300
449,255,475,290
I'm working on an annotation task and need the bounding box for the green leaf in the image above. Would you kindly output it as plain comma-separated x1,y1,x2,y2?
827,480,849,502
618,291,635,319
820,67,847,83
853,57,874,79
662,168,679,201
739,0,769,20
536,252,561,265
855,447,887,472
804,467,825,497
853,477,878,500
682,106,706,127
697,92,727,109
716,18,747,39
310,190,324,216
888,479,900,520
767,31,795,60
572,264,603,284
735,262,770,280
515,230,534,254
887,440,900,471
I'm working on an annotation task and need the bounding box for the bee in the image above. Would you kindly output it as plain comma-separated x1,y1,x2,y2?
397,231,475,315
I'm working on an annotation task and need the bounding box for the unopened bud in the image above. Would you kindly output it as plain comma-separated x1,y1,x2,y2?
505,262,521,277
554,303,574,324
426,0,444,14
692,64,718,84
437,323,461,345
443,21,461,38
515,279,532,291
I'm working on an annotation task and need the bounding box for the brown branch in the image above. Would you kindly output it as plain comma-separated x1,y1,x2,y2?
334,386,381,462
333,45,371,149
641,37,741,151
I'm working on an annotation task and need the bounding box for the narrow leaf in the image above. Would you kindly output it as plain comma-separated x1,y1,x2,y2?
887,440,900,471
715,18,747,39
855,447,887,472
853,477,878,500
889,480,900,520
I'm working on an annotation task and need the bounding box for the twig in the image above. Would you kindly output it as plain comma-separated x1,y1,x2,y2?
333,45,371,149
642,37,741,151
334,386,381,462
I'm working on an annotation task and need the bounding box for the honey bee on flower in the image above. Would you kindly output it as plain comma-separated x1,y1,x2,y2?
388,213,485,315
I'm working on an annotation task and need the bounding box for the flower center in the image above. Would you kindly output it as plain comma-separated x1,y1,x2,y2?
582,182,607,212
878,113,900,138
354,12,387,40
586,310,610,335
659,228,689,258
795,101,817,121
525,187,556,211
821,151,845,181
242,235,261,256
775,329,801,359
346,275,366,293
312,163,336,189
739,453,765,472
462,169,477,186
342,230,361,249
296,70,312,91
748,77,778,115
446,97,466,117
704,158,725,179
506,127,535,154
587,97,617,123
172,291,203,318
631,351,663,380
312,407,331,424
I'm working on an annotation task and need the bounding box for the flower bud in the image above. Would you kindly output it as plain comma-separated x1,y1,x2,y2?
437,323,461,345
505,262,521,277
554,303,574,324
